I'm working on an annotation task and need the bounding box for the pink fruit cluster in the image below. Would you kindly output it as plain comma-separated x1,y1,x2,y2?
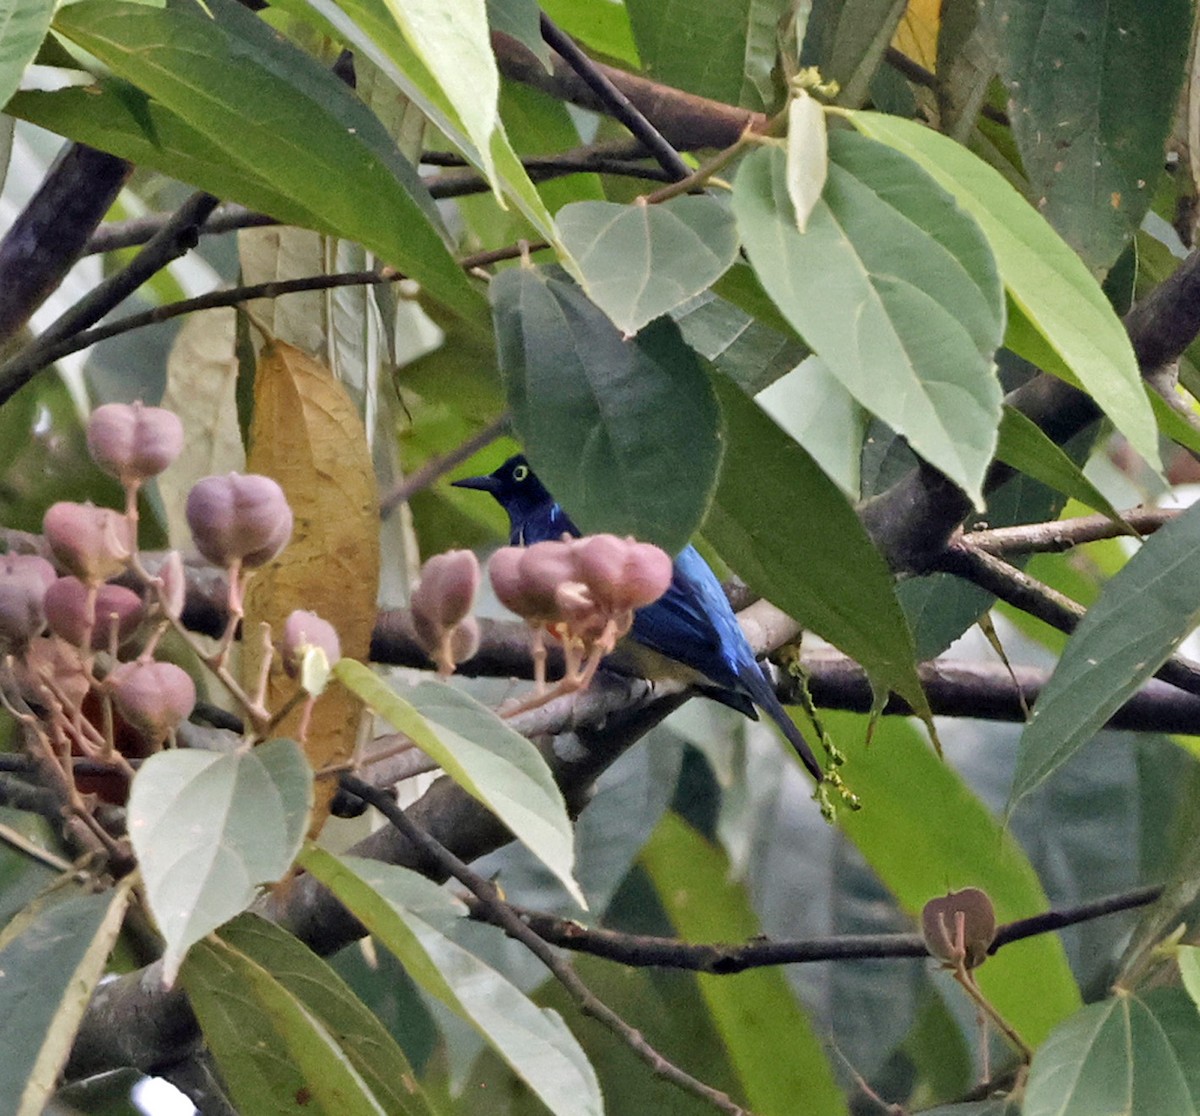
410,550,481,674
488,534,672,649
281,609,342,677
186,473,293,571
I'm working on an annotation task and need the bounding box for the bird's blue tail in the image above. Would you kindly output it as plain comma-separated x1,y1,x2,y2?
735,660,823,781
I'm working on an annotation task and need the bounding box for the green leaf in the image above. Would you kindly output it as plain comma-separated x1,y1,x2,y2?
756,356,866,497
1024,988,1200,1116
0,883,131,1116
804,0,908,108
993,0,1191,272
127,738,313,985
1010,500,1200,806
491,265,722,554
641,814,848,1116
331,663,583,907
210,915,441,1116
486,0,550,69
0,0,56,110
556,196,739,336
293,0,568,261
849,110,1163,473
824,710,1081,1046
733,135,1004,508
376,0,499,186
624,0,775,109
49,0,484,326
995,404,1128,526
182,934,388,1116
1151,391,1200,460
704,377,927,714
8,85,321,233
300,848,604,1116
1179,945,1200,1010
540,0,640,67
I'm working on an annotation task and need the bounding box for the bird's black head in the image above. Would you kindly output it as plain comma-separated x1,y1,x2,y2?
452,454,555,529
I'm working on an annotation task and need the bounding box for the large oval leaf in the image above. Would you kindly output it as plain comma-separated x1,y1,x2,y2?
849,110,1162,473
301,849,603,1116
491,264,721,554
0,883,131,1116
1024,988,1200,1116
704,377,927,715
48,0,484,325
733,134,1004,508
333,663,583,907
994,0,1191,273
1010,499,1200,807
214,914,440,1116
556,196,739,336
182,934,388,1116
128,738,313,985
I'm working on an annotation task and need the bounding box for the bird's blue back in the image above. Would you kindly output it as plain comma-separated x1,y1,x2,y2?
453,455,822,781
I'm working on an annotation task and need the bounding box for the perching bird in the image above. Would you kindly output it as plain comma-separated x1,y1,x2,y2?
453,455,823,781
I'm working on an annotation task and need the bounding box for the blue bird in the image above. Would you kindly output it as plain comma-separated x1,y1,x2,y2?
453,455,823,782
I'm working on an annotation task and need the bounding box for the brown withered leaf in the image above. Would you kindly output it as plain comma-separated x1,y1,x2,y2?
244,339,380,831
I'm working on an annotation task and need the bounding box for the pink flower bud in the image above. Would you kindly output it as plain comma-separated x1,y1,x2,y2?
281,609,341,677
573,535,672,613
109,660,196,742
447,616,481,665
185,473,293,569
0,554,56,652
43,502,133,583
411,550,480,629
86,402,184,486
490,541,581,623
43,577,143,649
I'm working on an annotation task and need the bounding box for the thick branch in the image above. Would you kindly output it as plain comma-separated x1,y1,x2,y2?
0,145,131,347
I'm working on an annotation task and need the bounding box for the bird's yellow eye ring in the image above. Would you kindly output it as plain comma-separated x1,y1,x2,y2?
512,464,530,482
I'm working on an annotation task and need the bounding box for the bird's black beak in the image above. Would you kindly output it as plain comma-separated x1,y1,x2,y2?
451,473,499,493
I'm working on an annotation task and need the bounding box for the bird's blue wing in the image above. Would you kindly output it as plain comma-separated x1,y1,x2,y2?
631,545,747,693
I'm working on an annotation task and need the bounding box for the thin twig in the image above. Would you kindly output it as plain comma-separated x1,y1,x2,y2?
965,506,1177,555
458,884,1162,971
936,538,1200,699
539,14,692,181
379,416,510,517
340,774,754,1116
0,191,220,405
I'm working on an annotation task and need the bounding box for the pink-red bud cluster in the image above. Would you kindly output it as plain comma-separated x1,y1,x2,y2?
410,550,481,673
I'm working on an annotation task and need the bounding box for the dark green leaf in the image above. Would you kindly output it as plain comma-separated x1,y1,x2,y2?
996,404,1128,526
128,738,312,985
215,915,441,1116
556,196,739,336
182,935,387,1116
624,0,782,110
0,884,131,1116
850,110,1162,473
1024,988,1200,1116
1011,500,1200,806
704,377,927,713
540,0,641,66
299,849,604,1116
491,265,722,553
487,0,550,69
993,0,1191,272
49,0,484,325
803,0,908,107
733,135,1004,507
